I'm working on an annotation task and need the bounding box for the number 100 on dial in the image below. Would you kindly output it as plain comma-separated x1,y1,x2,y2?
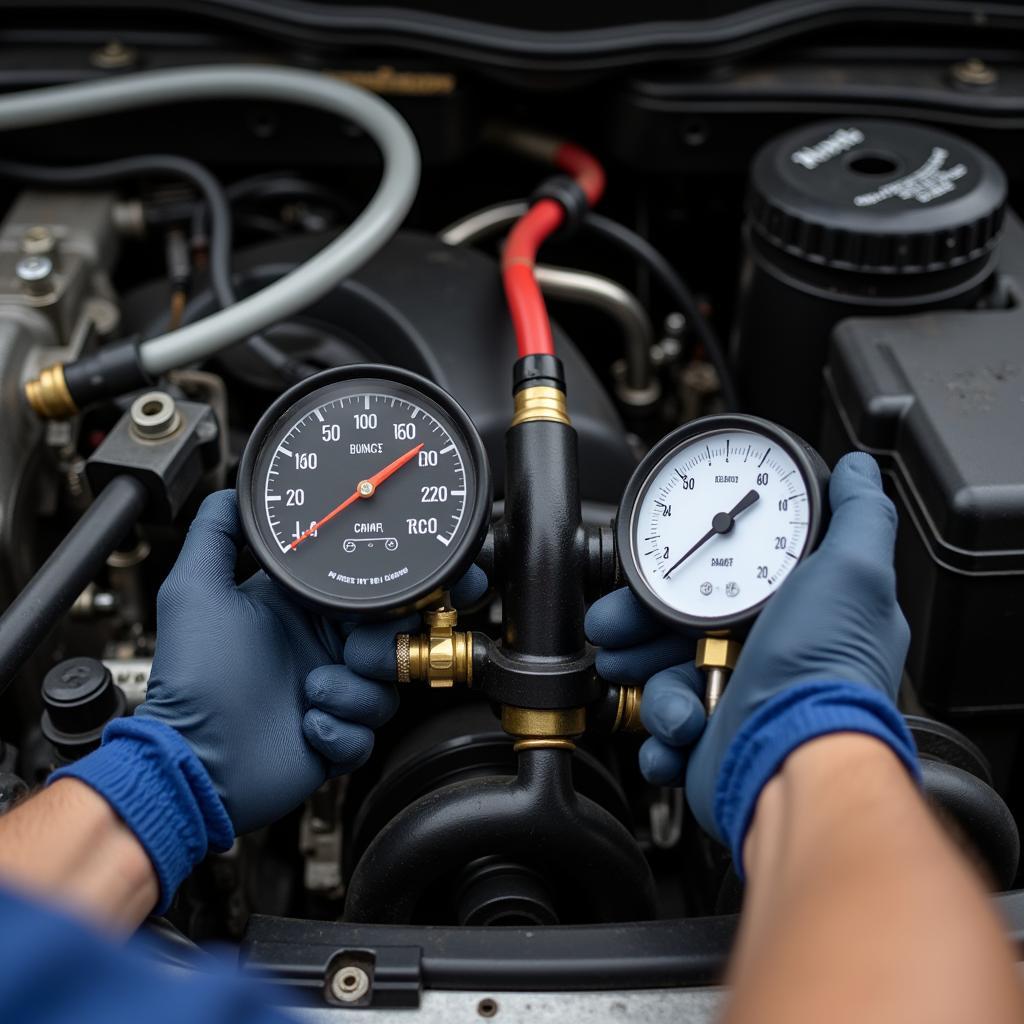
238,365,490,618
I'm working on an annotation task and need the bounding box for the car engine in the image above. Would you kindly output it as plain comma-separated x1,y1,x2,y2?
0,4,1022,1014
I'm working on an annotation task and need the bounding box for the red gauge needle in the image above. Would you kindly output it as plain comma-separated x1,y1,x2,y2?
290,442,424,550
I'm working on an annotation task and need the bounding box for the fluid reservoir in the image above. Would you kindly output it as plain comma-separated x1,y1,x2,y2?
733,119,1006,438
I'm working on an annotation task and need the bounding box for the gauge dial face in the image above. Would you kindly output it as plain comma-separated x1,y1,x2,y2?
240,369,489,615
627,426,815,627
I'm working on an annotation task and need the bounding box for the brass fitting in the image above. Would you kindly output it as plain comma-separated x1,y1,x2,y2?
696,635,741,672
612,685,645,733
501,705,586,752
396,604,472,688
24,363,77,419
510,385,570,427
696,636,743,714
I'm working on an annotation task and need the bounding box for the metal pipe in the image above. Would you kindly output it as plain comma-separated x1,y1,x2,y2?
440,204,655,395
439,201,527,247
535,265,654,394
0,476,148,694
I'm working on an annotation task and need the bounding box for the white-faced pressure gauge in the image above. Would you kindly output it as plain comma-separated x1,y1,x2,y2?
616,414,830,708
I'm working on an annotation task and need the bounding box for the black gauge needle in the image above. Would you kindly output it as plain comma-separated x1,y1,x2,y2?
663,489,760,580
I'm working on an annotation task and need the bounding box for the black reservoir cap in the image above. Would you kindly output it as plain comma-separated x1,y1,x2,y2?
41,657,126,761
748,120,1006,275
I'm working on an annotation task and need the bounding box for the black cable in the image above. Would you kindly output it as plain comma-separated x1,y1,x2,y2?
0,155,315,384
144,171,350,230
190,170,351,239
582,212,740,411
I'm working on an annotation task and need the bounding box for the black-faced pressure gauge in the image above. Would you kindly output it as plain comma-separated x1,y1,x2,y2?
238,365,491,618
617,414,830,636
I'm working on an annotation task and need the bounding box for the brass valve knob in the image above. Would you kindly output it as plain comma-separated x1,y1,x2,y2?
396,603,473,688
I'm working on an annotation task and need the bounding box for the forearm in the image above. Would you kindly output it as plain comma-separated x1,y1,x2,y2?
0,718,232,930
724,734,1024,1024
0,779,157,930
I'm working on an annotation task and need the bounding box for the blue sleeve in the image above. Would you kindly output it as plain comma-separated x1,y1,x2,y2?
50,717,234,913
0,885,291,1024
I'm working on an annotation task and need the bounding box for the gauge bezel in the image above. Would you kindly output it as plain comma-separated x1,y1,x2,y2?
237,364,491,619
616,413,829,635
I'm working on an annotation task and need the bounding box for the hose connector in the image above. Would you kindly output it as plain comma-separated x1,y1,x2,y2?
25,340,151,420
511,354,570,427
25,363,76,419
396,604,473,689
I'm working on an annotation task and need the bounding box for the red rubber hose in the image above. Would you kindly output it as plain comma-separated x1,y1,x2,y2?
502,141,605,358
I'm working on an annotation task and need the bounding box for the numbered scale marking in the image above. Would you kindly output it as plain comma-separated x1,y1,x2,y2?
617,415,829,632
238,366,490,617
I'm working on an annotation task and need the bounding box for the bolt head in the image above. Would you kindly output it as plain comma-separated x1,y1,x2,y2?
21,226,56,256
952,58,997,87
91,40,138,69
329,965,371,1004
358,480,374,497
16,255,56,299
129,391,181,440
16,255,53,282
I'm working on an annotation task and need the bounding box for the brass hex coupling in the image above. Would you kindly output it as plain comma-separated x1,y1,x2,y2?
25,363,77,419
501,705,586,752
696,635,743,714
396,604,473,688
510,385,570,427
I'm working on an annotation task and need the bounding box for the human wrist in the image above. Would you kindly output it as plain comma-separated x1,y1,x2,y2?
0,777,159,930
50,717,234,913
713,681,920,876
743,733,908,880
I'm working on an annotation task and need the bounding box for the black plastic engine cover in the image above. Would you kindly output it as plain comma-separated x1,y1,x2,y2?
124,231,638,505
821,210,1024,716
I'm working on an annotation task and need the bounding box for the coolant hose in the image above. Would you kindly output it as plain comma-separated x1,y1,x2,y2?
0,65,419,377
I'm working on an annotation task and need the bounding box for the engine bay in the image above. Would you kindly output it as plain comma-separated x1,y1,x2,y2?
1,3,1023,1010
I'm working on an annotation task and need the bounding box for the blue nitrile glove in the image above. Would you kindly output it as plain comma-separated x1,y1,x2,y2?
588,453,919,871
54,489,400,910
584,586,703,785
343,565,489,681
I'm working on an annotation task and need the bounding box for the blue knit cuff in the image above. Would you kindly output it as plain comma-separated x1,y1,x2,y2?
50,718,234,913
714,681,920,878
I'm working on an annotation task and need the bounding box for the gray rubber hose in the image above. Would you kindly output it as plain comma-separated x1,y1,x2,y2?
0,65,420,376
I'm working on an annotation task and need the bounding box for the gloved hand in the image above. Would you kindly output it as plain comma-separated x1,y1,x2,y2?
134,489,399,835
587,453,919,867
583,586,704,784
54,489,404,909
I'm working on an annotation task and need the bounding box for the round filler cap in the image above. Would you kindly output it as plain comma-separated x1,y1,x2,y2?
747,119,1006,274
41,656,125,758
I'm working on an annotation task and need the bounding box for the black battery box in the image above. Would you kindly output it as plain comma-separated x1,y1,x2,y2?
822,212,1024,715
